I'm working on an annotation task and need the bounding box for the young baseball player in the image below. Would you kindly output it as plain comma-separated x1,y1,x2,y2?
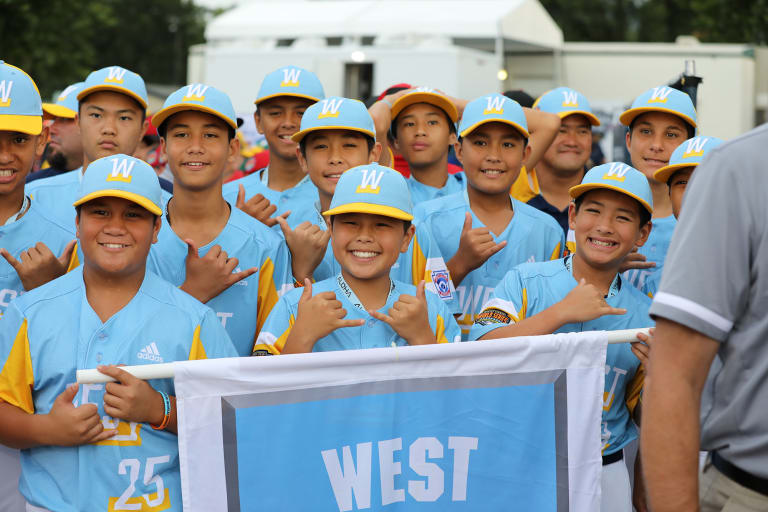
416,93,564,338
0,154,236,511
148,83,293,356
283,97,457,309
470,162,654,512
253,163,461,354
222,65,324,230
642,135,723,297
619,86,697,290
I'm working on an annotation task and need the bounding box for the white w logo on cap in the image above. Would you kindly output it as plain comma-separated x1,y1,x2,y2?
318,98,343,119
683,137,708,158
0,80,13,107
648,87,673,104
483,96,505,115
280,68,301,87
182,84,209,102
355,168,385,194
104,67,128,84
57,84,78,101
561,90,579,107
106,158,135,183
602,162,630,182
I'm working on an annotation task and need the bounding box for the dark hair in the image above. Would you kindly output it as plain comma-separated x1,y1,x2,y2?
573,193,651,227
628,116,695,140
329,215,411,233
75,204,159,222
502,89,535,108
157,117,236,141
78,93,147,124
299,132,376,157
457,128,528,148
390,108,456,140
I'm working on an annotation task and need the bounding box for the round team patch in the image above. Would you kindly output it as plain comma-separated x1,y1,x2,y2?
431,269,453,299
475,307,512,326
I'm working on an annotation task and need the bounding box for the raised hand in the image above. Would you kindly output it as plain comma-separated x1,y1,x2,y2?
99,365,167,426
277,217,331,282
555,278,627,324
631,327,655,367
180,239,257,303
619,247,656,273
45,383,116,446
0,239,76,290
369,280,434,346
235,185,289,227
447,212,507,285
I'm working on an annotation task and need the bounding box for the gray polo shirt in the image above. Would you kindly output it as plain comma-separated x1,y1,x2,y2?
649,124,768,478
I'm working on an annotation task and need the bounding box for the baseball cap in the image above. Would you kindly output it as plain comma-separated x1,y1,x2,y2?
458,93,529,139
619,86,697,129
0,61,43,135
151,83,237,130
390,87,459,123
534,87,600,126
42,82,85,120
74,154,162,215
570,162,653,214
653,136,723,184
323,163,413,221
77,66,148,110
291,97,375,143
254,66,324,105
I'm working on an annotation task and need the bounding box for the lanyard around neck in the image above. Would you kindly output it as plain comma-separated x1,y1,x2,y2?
3,195,30,227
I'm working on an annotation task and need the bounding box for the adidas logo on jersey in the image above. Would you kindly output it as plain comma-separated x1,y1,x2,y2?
137,342,163,362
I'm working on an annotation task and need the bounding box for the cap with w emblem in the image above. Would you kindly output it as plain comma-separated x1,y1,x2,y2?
291,96,375,142
619,86,697,130
570,162,653,214
77,66,148,109
0,60,43,135
653,136,724,183
151,83,237,130
42,82,85,120
391,87,459,123
323,163,413,221
255,66,324,105
534,87,600,126
458,93,529,139
74,154,162,215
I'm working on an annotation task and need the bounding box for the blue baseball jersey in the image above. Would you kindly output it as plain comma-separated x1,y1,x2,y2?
222,167,320,232
407,171,466,206
253,276,461,354
415,192,564,337
641,270,659,298
623,214,675,290
147,203,293,356
0,267,237,512
469,257,651,455
0,197,76,318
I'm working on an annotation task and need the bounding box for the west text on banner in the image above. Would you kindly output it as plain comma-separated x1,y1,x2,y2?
174,333,608,511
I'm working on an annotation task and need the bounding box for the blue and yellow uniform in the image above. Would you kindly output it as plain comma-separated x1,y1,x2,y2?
416,191,563,337
470,256,650,455
253,275,460,354
0,267,237,512
407,171,466,205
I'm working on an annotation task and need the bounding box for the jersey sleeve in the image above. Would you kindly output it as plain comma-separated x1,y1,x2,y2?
624,364,645,419
549,226,566,261
252,294,296,355
0,303,35,414
426,293,461,344
256,236,293,335
411,223,459,314
468,268,529,340
188,308,238,361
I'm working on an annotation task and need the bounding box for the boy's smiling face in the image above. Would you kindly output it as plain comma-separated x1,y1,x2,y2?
330,212,414,281
0,129,47,198
626,111,689,180
255,96,314,162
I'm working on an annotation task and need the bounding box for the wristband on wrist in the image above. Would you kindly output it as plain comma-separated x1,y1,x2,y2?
380,97,393,108
151,390,171,430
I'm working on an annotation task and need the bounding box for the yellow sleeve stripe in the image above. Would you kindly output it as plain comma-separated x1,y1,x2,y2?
518,288,528,321
625,364,645,416
509,166,540,203
435,314,449,343
256,257,280,337
411,234,427,286
0,319,35,414
549,243,562,261
66,242,80,271
273,314,296,353
188,325,208,361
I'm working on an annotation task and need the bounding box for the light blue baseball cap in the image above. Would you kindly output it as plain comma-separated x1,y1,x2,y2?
534,87,600,126
323,163,413,221
570,162,653,214
255,66,324,106
43,82,85,120
654,136,723,183
151,83,238,130
619,85,697,130
77,66,148,109
74,154,162,215
0,60,43,135
291,97,375,143
458,93,529,139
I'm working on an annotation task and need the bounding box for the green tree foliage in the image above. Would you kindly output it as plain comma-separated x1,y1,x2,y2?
0,0,206,99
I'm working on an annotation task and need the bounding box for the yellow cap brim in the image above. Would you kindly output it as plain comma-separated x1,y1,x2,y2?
569,183,653,214
323,202,413,221
391,93,459,123
459,119,529,139
73,189,162,215
559,110,600,126
0,115,43,135
254,93,321,106
291,125,376,143
77,85,148,109
151,104,238,130
42,103,76,120
653,163,697,184
619,107,696,128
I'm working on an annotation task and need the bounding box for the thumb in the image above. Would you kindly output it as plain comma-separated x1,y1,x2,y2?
276,215,291,237
416,280,426,301
0,248,21,271
58,240,77,266
184,239,198,261
236,184,245,208
299,278,313,302
461,211,472,234
56,383,79,405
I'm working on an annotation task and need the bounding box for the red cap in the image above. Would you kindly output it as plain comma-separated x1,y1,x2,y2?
377,83,412,101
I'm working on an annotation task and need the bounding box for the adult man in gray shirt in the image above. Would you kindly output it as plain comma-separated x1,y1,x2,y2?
642,124,768,511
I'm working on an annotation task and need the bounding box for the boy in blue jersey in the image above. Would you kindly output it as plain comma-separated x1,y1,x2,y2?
284,97,457,308
619,86,697,290
0,154,236,511
222,66,324,229
253,163,461,355
470,162,654,512
148,84,293,356
416,93,564,337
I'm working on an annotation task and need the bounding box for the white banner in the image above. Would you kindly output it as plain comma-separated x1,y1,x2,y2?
175,333,608,511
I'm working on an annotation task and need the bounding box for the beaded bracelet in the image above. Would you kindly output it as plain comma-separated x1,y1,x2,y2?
151,390,171,430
